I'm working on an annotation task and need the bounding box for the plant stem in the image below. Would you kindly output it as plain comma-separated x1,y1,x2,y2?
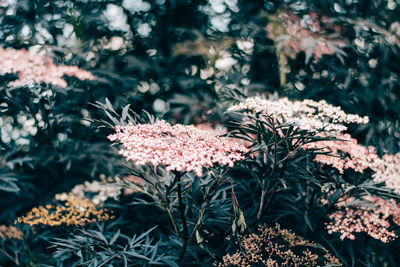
176,172,188,266
149,180,181,239
257,187,267,219
178,239,188,266
257,122,278,220
257,173,268,220
264,160,288,213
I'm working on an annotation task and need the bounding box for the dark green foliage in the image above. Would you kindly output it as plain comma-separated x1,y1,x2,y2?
1,0,400,266
51,226,177,266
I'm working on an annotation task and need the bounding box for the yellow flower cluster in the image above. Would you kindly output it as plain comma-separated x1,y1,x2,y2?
217,224,342,267
0,225,23,241
15,195,114,227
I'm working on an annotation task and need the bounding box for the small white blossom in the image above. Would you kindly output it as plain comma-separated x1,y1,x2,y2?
228,96,369,134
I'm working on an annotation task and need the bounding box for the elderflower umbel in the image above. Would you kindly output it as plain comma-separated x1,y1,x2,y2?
217,224,342,267
303,134,400,194
228,97,369,134
304,134,400,242
0,47,95,87
16,195,113,227
372,153,400,194
55,176,122,206
108,120,248,176
303,133,381,174
326,196,400,243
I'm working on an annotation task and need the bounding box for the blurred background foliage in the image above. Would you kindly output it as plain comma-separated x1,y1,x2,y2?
0,0,400,265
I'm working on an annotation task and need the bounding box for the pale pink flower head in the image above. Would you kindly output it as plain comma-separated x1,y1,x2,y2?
108,120,249,176
373,153,400,194
326,196,400,243
303,133,381,174
0,47,95,87
303,134,400,195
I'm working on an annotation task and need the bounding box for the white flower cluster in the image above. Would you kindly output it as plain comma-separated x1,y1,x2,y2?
228,96,369,133
55,176,122,206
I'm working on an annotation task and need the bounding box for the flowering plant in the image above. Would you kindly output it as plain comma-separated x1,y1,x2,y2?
105,106,248,264
1,1,400,266
227,95,370,219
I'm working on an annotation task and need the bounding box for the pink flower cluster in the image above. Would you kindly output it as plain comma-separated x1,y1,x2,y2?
108,120,249,176
373,153,400,194
0,47,95,87
303,134,400,242
327,196,400,243
303,134,400,193
303,134,381,174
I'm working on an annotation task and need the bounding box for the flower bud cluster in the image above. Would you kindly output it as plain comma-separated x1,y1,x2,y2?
217,224,341,266
16,195,113,227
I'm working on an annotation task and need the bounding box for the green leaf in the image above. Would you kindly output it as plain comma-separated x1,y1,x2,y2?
109,229,120,245
121,104,131,122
